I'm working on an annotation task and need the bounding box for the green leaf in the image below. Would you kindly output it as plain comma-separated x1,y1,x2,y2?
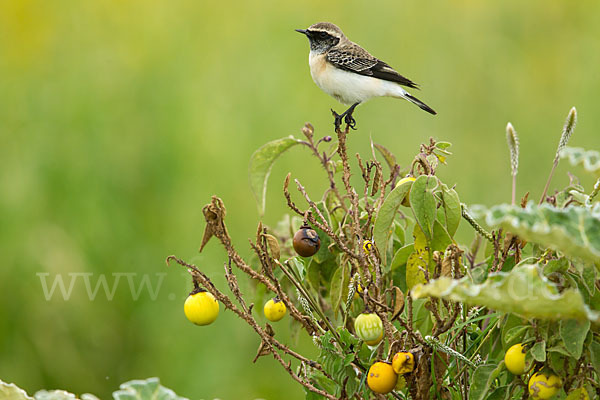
410,176,438,241
312,202,335,264
391,244,414,271
431,220,453,252
560,319,590,359
0,380,99,400
565,388,590,400
487,203,600,263
307,259,321,291
373,179,412,265
589,340,600,376
530,341,546,362
469,363,503,400
287,257,307,281
413,264,600,322
406,224,430,290
559,147,600,177
113,378,188,400
330,262,349,316
35,393,99,400
501,314,527,349
249,136,302,215
440,184,461,237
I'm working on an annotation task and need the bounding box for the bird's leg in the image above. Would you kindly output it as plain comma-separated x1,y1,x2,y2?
331,109,344,131
343,103,359,130
331,103,360,131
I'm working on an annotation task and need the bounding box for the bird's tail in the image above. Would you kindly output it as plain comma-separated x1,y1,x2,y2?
403,93,437,115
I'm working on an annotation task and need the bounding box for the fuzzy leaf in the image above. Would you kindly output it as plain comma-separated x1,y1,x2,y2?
486,203,600,262
1,380,33,400
560,319,590,359
330,262,349,316
410,176,438,241
469,363,503,400
373,179,412,265
559,147,600,177
406,224,430,290
249,136,302,215
530,341,546,362
35,392,99,400
113,378,188,400
440,185,461,237
413,264,600,322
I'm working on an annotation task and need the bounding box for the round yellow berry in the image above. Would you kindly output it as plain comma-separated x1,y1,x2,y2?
184,290,219,326
504,343,527,375
367,362,398,394
392,351,415,374
264,298,287,322
528,371,562,399
354,312,383,342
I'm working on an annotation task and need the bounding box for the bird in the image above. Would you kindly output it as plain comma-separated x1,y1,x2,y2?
296,22,436,129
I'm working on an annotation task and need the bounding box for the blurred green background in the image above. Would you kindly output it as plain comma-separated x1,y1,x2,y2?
1,0,599,398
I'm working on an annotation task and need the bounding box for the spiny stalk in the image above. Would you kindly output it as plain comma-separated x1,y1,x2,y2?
506,122,519,205
539,107,577,204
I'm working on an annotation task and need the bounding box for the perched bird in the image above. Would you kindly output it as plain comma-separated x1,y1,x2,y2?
296,22,436,129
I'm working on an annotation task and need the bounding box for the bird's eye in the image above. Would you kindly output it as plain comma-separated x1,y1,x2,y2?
319,32,328,39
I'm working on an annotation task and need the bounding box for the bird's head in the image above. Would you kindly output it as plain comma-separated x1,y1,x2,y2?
296,22,344,54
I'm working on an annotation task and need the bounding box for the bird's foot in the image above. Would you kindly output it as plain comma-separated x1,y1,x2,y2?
344,113,357,130
332,109,343,131
331,103,359,131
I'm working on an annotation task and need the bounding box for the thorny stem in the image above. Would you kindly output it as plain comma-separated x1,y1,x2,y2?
461,203,494,243
166,256,337,400
284,174,358,261
274,259,341,343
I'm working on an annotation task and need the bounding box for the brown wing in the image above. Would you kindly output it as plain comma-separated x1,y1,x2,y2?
326,44,419,89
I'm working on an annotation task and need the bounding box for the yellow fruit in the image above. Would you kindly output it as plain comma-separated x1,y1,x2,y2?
528,371,562,399
367,362,398,394
392,352,415,374
365,330,383,346
396,176,416,207
264,297,287,322
354,313,383,342
184,291,219,326
504,343,527,375
363,240,373,255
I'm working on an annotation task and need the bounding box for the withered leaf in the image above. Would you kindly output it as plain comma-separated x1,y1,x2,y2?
262,233,281,260
199,196,228,252
388,286,405,321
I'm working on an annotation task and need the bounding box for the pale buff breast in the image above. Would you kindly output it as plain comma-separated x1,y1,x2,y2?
308,51,405,105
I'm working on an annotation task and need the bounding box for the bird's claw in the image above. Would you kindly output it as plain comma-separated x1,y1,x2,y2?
344,113,357,130
332,109,343,131
332,108,357,131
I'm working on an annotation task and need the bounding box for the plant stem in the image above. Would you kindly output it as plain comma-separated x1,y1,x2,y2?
539,159,558,205
512,173,517,206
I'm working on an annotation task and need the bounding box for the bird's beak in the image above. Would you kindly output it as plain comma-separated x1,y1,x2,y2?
295,29,308,36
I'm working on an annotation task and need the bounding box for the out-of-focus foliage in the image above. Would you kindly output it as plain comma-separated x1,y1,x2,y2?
1,0,600,399
0,378,184,400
